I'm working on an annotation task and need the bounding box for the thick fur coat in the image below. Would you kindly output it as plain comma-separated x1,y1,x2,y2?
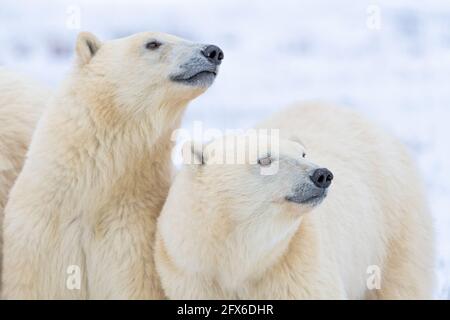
2,32,219,299
155,103,435,299
0,69,48,289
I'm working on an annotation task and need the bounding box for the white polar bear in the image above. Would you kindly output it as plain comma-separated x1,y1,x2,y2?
2,31,223,299
0,69,48,283
0,69,48,214
155,103,435,299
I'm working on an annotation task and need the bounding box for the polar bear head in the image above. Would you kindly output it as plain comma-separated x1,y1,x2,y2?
179,134,333,217
157,134,333,284
73,31,223,119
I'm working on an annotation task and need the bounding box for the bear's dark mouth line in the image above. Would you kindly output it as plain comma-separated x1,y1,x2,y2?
182,71,216,81
285,192,327,205
171,70,217,83
191,70,216,79
301,195,323,203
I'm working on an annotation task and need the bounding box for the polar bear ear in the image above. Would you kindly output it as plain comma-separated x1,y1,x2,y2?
181,141,206,166
76,32,102,66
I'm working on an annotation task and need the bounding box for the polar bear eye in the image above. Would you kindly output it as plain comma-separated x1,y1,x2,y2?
146,41,162,50
258,156,272,167
302,152,306,158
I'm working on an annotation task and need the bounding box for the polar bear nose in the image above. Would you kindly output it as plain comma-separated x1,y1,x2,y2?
202,45,224,65
310,168,333,189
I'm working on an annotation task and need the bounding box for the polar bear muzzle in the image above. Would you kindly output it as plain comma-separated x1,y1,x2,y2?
170,44,224,88
285,168,333,206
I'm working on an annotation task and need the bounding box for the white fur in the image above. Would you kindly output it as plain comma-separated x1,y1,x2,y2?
155,103,435,299
0,69,48,288
2,32,213,299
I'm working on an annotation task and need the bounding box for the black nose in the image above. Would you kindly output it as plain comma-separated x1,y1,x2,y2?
202,45,224,65
310,168,333,189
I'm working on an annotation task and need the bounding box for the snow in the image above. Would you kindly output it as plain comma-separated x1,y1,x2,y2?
1,0,449,298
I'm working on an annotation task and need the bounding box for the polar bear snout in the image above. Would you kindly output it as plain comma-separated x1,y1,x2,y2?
285,168,333,206
170,45,224,88
286,183,328,206
170,43,223,88
201,45,224,65
310,168,333,189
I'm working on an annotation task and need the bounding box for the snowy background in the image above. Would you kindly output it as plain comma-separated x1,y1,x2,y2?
0,0,449,299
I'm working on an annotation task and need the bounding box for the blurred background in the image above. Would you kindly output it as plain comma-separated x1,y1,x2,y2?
0,0,449,298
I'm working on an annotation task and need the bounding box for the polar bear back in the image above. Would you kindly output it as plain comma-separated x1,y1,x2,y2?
256,103,434,298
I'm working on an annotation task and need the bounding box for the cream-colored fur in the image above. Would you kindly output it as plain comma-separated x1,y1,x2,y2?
2,32,217,299
155,103,435,299
0,69,48,287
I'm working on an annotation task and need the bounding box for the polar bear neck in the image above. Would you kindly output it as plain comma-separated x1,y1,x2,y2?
216,212,303,289
161,179,304,291
63,76,190,140
24,80,188,222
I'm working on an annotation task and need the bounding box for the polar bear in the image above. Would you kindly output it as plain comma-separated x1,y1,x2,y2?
155,103,435,299
2,31,223,299
0,69,48,212
0,69,48,285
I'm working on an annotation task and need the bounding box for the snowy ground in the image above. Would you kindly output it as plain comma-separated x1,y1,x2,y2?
1,0,449,298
